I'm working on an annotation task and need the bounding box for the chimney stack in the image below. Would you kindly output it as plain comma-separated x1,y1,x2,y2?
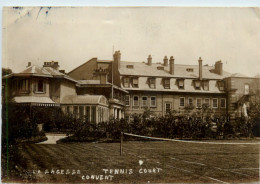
113,50,121,69
215,60,223,75
169,56,175,75
163,56,168,67
43,61,60,70
147,55,152,66
27,62,31,67
198,57,203,80
112,50,121,86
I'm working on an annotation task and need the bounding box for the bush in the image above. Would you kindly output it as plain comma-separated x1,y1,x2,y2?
2,104,46,145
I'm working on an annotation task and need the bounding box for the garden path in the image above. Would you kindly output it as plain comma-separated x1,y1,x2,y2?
37,133,67,144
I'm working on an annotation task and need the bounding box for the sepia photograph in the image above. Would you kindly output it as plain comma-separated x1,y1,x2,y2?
1,5,260,183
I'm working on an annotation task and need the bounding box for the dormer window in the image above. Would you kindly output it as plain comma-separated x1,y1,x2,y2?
157,66,164,70
123,77,130,88
186,68,194,72
149,78,156,89
164,79,170,89
132,78,139,88
203,80,209,91
194,80,201,90
218,81,225,91
127,65,134,69
177,79,185,89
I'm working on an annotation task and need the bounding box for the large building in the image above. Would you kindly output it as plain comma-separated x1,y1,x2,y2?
3,51,258,123
68,51,257,121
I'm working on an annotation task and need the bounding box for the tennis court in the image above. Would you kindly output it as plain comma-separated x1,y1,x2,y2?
7,137,260,183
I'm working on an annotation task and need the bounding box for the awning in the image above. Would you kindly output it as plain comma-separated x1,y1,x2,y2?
13,96,56,105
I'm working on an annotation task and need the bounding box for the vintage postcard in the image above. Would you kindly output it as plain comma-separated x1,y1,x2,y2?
2,7,260,183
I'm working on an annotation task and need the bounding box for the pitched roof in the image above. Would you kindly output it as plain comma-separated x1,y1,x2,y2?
3,65,78,83
229,73,249,78
119,61,231,80
19,65,53,77
43,67,78,82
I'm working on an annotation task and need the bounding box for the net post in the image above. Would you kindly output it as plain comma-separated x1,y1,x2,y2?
120,132,123,156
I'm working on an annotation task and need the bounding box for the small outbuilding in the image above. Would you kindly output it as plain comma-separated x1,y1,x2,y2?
61,95,109,123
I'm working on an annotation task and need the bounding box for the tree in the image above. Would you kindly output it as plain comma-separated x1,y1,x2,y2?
2,68,12,76
248,74,260,136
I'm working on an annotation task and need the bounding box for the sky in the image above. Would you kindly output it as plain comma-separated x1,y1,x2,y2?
2,6,260,77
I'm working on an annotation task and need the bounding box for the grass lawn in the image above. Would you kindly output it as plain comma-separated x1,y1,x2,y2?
2,139,259,183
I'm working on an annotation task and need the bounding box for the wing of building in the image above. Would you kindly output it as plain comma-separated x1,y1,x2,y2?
67,51,257,121
2,61,109,123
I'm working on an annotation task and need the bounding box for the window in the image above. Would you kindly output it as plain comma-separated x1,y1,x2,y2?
35,79,45,93
133,96,139,106
164,79,170,89
79,106,84,118
196,98,202,108
126,65,134,69
194,80,201,90
66,106,70,114
179,97,185,107
188,98,193,106
98,107,101,122
142,96,148,107
165,103,171,114
18,79,29,93
218,81,225,91
73,106,79,118
203,81,209,91
150,96,156,107
123,78,130,88
85,106,90,122
132,78,139,88
220,98,226,108
157,66,164,70
178,79,184,89
204,98,210,108
125,95,130,106
212,98,218,108
149,78,156,89
92,106,96,123
245,84,249,95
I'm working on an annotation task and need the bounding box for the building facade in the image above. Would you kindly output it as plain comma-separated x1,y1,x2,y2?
3,51,258,123
68,51,258,121
3,61,109,124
